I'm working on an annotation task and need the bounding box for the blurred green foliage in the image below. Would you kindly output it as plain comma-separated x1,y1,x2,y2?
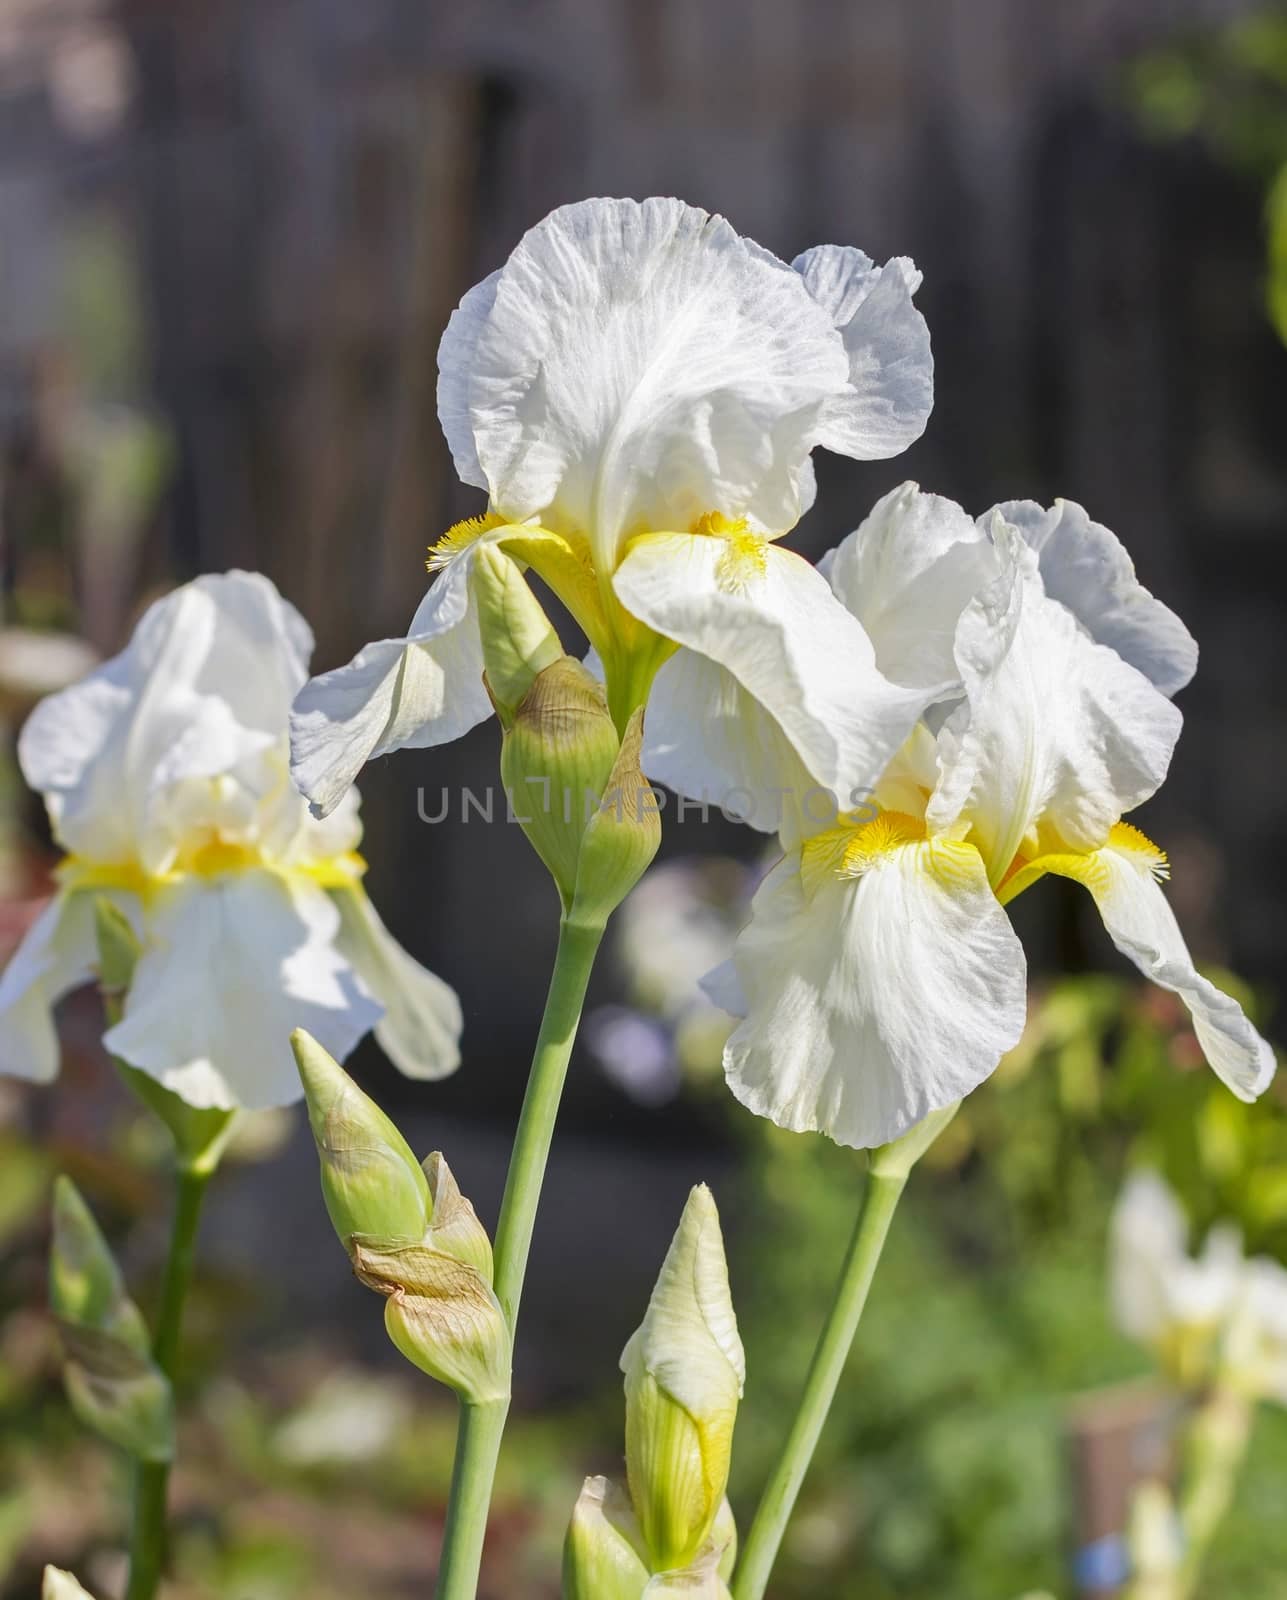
1126,9,1287,346
2,973,1283,1596
729,973,1287,1600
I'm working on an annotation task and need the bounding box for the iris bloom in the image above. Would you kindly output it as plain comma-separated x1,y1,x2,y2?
290,195,934,818
0,572,460,1109
1112,1170,1287,1402
706,484,1274,1147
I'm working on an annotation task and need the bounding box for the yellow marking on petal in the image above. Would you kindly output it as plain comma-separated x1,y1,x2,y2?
294,850,368,889
427,510,507,572
55,846,367,903
56,856,156,900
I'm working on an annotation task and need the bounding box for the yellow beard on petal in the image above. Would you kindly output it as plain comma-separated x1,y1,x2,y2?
690,511,769,593
800,810,927,895
994,818,1169,907
426,510,509,572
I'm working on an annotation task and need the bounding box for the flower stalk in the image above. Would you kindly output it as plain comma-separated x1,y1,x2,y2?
434,912,606,1600
92,899,233,1600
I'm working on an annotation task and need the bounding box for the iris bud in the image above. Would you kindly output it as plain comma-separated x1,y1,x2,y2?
49,1177,174,1463
293,1031,509,1406
563,1475,650,1600
471,543,564,722
293,1027,432,1249
622,1185,744,1573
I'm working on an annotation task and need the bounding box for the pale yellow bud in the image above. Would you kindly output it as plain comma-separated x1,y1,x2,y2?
563,1475,650,1600
42,1569,98,1600
471,544,564,721
49,1177,174,1463
622,1185,744,1572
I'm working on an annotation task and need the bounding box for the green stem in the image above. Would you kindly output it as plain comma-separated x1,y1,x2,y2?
1174,1388,1253,1600
732,1170,907,1600
434,913,606,1600
124,1162,215,1600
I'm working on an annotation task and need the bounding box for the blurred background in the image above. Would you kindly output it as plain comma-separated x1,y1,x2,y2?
2,1,1287,1596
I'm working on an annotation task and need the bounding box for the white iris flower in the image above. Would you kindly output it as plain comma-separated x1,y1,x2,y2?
0,572,461,1109
289,195,935,820
705,484,1274,1147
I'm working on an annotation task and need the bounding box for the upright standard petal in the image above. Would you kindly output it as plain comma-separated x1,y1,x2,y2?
615,534,926,823
995,499,1198,697
927,526,1182,885
0,893,102,1083
722,819,1027,1148
1011,825,1275,1102
823,481,996,694
289,554,492,817
19,572,310,861
104,871,382,1110
453,197,850,570
329,885,462,1081
436,269,502,491
793,246,933,459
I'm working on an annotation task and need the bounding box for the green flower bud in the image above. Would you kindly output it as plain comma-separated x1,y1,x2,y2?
501,656,623,908
43,1569,98,1600
352,1236,510,1405
570,708,662,928
292,1029,432,1249
293,1035,508,1405
563,1475,650,1600
622,1185,744,1573
472,544,564,722
868,1101,961,1180
49,1178,174,1463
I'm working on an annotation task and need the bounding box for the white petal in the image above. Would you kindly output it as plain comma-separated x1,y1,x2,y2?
459,197,849,569
330,885,462,1080
824,481,996,693
18,572,309,860
0,892,101,1083
289,555,491,817
436,269,502,491
794,246,933,459
724,839,1027,1148
105,871,382,1110
1045,832,1275,1102
616,535,926,818
995,499,1198,697
643,649,826,841
927,526,1182,882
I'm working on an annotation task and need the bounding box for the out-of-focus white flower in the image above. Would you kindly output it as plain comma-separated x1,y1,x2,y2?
290,196,934,828
1110,1171,1244,1354
0,572,460,1109
1111,1170,1287,1405
704,484,1273,1148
